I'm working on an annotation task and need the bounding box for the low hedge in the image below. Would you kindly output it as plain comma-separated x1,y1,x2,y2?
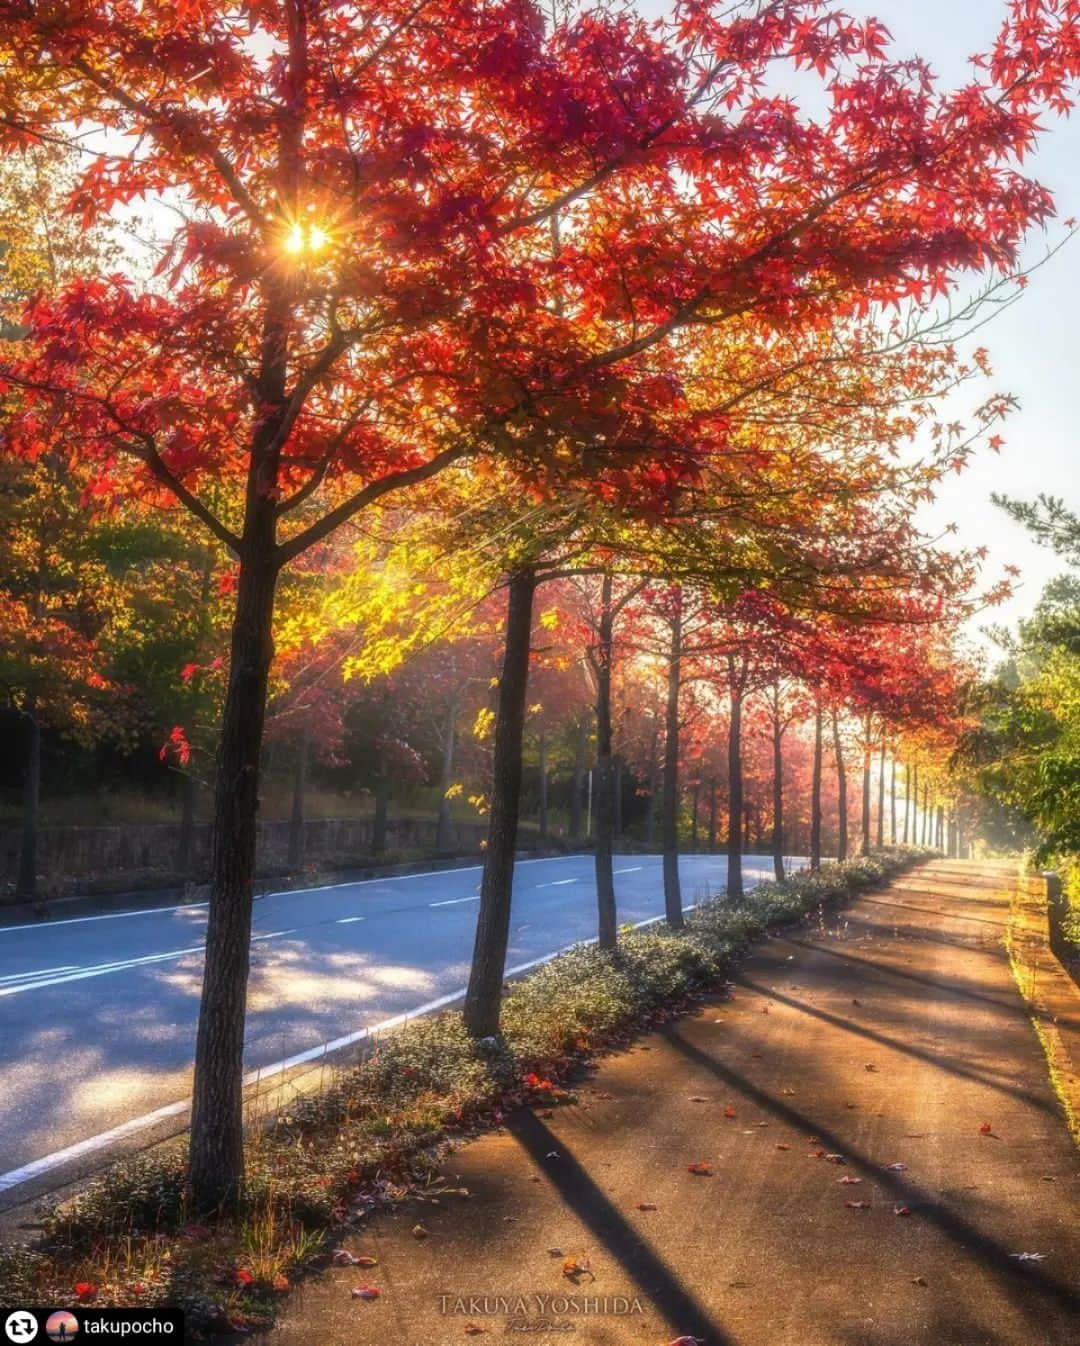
0,846,934,1333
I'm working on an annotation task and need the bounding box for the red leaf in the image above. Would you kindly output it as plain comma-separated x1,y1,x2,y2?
979,1122,992,1135
687,1161,713,1176
74,1283,97,1301
351,1285,380,1300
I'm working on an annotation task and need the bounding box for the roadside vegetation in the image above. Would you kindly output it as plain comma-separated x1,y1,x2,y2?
962,495,1080,959
0,848,931,1335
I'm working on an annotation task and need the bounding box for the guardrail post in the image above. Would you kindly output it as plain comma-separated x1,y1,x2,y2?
1044,871,1067,962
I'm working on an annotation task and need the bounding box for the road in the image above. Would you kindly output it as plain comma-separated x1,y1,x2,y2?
0,851,792,1199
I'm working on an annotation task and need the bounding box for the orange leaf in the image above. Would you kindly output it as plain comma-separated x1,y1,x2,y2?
723,1106,736,1118
351,1285,380,1300
979,1122,992,1135
687,1161,712,1176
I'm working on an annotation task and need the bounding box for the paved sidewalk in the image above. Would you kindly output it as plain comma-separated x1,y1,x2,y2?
269,861,1080,1346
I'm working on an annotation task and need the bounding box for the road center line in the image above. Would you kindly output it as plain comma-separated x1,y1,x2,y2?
336,916,365,924
429,896,480,907
615,866,644,874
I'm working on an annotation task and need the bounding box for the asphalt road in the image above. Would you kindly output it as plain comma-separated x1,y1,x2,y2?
272,860,1080,1346
0,851,792,1196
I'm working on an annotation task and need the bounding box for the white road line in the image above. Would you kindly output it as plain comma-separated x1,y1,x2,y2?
615,866,644,874
0,903,210,933
0,965,78,984
550,878,578,886
0,854,587,935
0,944,205,997
430,896,481,907
0,897,710,1196
336,917,364,925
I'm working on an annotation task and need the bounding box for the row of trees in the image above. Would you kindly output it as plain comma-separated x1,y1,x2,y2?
2,0,1078,1216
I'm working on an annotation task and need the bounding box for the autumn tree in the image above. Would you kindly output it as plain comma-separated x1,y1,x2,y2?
3,0,1079,1214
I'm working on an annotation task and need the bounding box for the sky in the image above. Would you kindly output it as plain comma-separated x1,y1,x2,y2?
847,0,1080,648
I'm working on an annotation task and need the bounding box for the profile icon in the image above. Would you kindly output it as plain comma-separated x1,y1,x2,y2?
44,1315,77,1344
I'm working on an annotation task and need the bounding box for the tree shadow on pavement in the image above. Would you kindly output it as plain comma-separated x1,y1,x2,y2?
660,1023,1080,1330
780,936,1029,1015
506,1107,734,1346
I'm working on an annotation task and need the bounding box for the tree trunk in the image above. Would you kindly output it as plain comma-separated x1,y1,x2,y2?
188,551,278,1216
727,676,744,901
372,769,389,857
661,593,684,927
593,572,617,951
832,712,848,863
16,711,41,901
922,785,930,846
645,719,660,847
614,758,623,840
463,568,536,1038
860,716,872,856
902,763,910,844
287,729,308,871
570,715,587,845
435,695,458,852
876,739,886,848
537,728,549,843
771,692,784,884
708,780,717,853
809,706,823,870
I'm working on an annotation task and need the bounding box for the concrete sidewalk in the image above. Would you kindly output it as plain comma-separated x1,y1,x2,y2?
268,861,1080,1346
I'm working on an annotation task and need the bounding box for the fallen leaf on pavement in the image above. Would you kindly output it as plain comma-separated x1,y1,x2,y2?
852,998,861,1006
911,1276,927,1287
723,1106,737,1118
332,1250,375,1267
776,1144,790,1151
844,1201,871,1210
1009,1252,1047,1262
687,1161,713,1176
351,1286,380,1300
825,1154,847,1165
412,1225,429,1240
979,1123,993,1136
837,1176,862,1185
894,1205,912,1217
636,1203,658,1211
665,1338,705,1346
886,1163,908,1172
464,1324,489,1335
562,1257,593,1281
864,1064,878,1073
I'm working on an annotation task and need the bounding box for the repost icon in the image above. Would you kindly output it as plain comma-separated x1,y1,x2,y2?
4,1313,38,1345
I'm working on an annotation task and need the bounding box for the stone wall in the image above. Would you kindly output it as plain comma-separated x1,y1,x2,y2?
0,815,493,894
